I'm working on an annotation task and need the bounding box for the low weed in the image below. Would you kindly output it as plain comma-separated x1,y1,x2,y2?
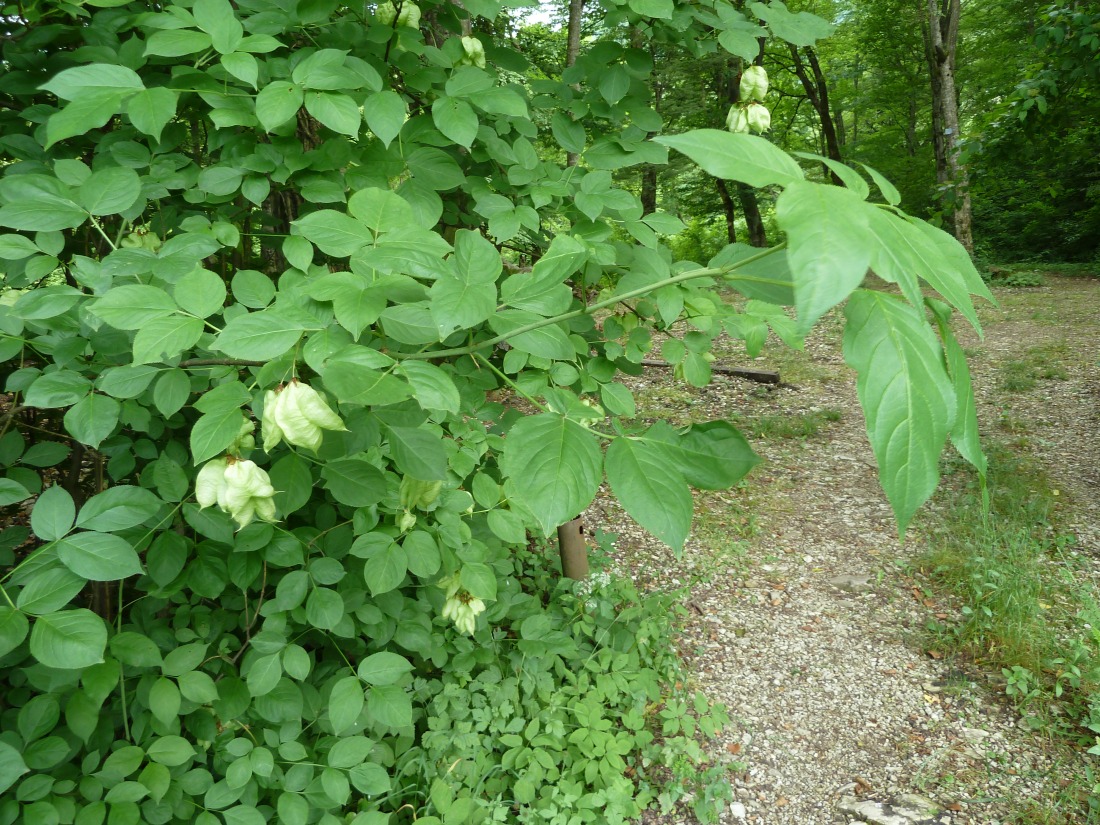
735,408,842,440
997,343,1071,392
920,444,1100,819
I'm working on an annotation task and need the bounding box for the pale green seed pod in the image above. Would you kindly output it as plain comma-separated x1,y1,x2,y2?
740,65,768,102
397,1,420,27
726,105,749,134
460,36,486,69
746,103,771,133
195,458,229,509
376,1,397,24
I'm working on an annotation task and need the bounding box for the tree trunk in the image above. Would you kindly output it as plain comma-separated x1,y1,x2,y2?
789,44,843,185
565,0,584,167
557,518,589,579
738,183,767,247
925,0,974,254
715,178,737,243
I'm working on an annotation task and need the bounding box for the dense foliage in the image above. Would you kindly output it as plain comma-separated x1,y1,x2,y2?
0,0,991,823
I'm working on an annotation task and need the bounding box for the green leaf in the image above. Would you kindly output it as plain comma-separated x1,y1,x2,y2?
469,87,528,118
0,479,31,507
191,408,247,464
145,29,212,57
149,677,181,724
629,0,674,17
175,268,227,318
40,64,143,99
348,188,416,232
154,369,192,418
31,485,75,541
146,736,196,767
362,540,407,596
305,587,344,630
64,394,120,449
221,53,259,89
369,684,412,728
321,458,386,507
78,167,142,216
214,310,304,360
57,532,143,580
749,0,834,46
406,147,465,191
650,421,760,490
906,217,994,328
429,270,497,338
46,89,127,147
17,567,85,615
91,285,177,329
843,291,956,534
489,311,575,360
775,181,872,333
255,81,304,131
385,426,447,480
859,162,902,206
96,364,159,398
29,609,107,669
432,97,479,147
0,741,29,796
357,652,412,686
459,562,496,600
0,607,29,658
24,371,91,408
305,92,363,138
323,361,411,406
193,0,243,53
396,361,460,414
792,151,870,199
247,652,283,696
293,210,373,257
76,486,161,532
329,676,364,734
655,129,803,188
500,414,603,536
109,631,163,667
551,112,586,154
133,315,204,364
127,87,178,141
930,302,987,476
363,90,407,147
0,233,40,260
270,453,313,515
605,437,692,551
0,185,87,230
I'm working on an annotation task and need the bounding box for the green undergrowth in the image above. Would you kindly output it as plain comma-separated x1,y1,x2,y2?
734,408,842,440
997,343,1071,392
919,444,1100,821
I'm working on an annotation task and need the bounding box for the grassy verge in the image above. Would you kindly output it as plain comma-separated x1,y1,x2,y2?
918,444,1100,822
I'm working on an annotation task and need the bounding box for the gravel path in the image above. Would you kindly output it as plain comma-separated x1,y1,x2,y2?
593,274,1100,825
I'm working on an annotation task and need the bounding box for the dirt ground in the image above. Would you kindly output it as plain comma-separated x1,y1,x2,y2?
592,272,1100,824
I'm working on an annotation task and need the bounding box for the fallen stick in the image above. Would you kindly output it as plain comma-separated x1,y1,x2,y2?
640,358,780,385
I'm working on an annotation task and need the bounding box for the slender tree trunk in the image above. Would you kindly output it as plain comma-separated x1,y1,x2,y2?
925,0,973,254
715,178,737,243
565,0,584,167
738,183,767,247
789,44,843,185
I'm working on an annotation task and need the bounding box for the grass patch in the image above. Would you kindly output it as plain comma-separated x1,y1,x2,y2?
734,407,842,440
919,444,1100,821
997,343,1071,392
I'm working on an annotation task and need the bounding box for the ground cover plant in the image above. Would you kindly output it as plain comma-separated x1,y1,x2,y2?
0,1,993,822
